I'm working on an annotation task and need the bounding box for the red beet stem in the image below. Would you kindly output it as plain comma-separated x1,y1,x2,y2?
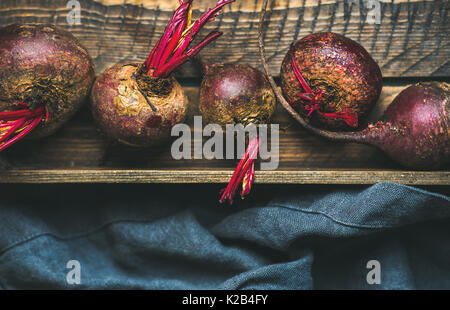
158,18,188,68
241,160,255,198
147,0,192,70
153,31,222,78
318,108,358,127
173,0,233,59
146,38,160,69
0,107,43,120
290,45,312,94
146,0,234,78
297,93,313,101
0,105,45,152
258,0,364,144
151,0,193,70
220,136,260,205
0,118,26,143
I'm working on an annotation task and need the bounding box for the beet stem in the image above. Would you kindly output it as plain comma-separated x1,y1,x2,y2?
0,107,43,120
151,0,193,71
146,38,161,69
146,0,235,78
158,18,188,68
220,137,260,205
0,113,43,152
153,31,222,78
290,45,312,94
0,118,26,143
0,106,45,152
241,161,255,199
258,0,364,143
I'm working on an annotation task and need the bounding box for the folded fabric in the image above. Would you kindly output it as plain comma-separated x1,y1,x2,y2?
0,182,448,289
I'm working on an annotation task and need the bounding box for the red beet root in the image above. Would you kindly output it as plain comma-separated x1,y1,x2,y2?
91,63,189,146
259,0,449,170
281,33,382,131
199,63,276,204
91,0,235,147
362,82,449,169
0,24,95,151
199,63,276,126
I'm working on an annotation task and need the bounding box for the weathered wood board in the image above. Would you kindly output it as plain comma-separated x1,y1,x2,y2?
1,169,447,184
0,0,448,77
0,83,448,185
0,0,448,184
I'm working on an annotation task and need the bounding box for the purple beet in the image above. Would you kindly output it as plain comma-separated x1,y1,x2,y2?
0,24,95,152
199,63,276,126
362,82,449,169
198,63,276,204
258,0,449,170
280,32,382,131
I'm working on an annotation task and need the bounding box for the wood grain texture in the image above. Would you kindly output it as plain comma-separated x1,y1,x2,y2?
0,0,448,77
0,82,448,185
0,169,448,184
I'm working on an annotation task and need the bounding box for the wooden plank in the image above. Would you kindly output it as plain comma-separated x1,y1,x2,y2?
0,82,448,185
1,84,404,170
0,0,448,77
0,169,448,185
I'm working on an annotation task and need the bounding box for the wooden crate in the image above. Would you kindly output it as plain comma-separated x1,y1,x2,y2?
0,0,448,185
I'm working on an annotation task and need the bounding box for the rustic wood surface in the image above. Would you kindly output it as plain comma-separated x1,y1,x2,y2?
1,169,448,184
0,83,448,185
0,0,448,184
0,0,448,77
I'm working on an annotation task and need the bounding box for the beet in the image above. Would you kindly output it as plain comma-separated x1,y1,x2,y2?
0,24,95,151
199,63,276,126
91,63,189,147
91,0,234,147
258,0,449,170
199,63,276,204
362,82,449,169
280,32,382,131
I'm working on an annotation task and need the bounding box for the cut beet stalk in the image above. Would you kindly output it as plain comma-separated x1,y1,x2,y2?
0,106,45,152
220,137,260,205
0,112,44,152
146,0,235,78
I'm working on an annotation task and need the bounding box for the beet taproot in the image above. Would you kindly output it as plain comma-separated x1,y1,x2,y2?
0,23,95,151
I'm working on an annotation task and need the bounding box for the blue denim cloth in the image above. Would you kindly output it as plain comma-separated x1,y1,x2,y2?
0,182,449,289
